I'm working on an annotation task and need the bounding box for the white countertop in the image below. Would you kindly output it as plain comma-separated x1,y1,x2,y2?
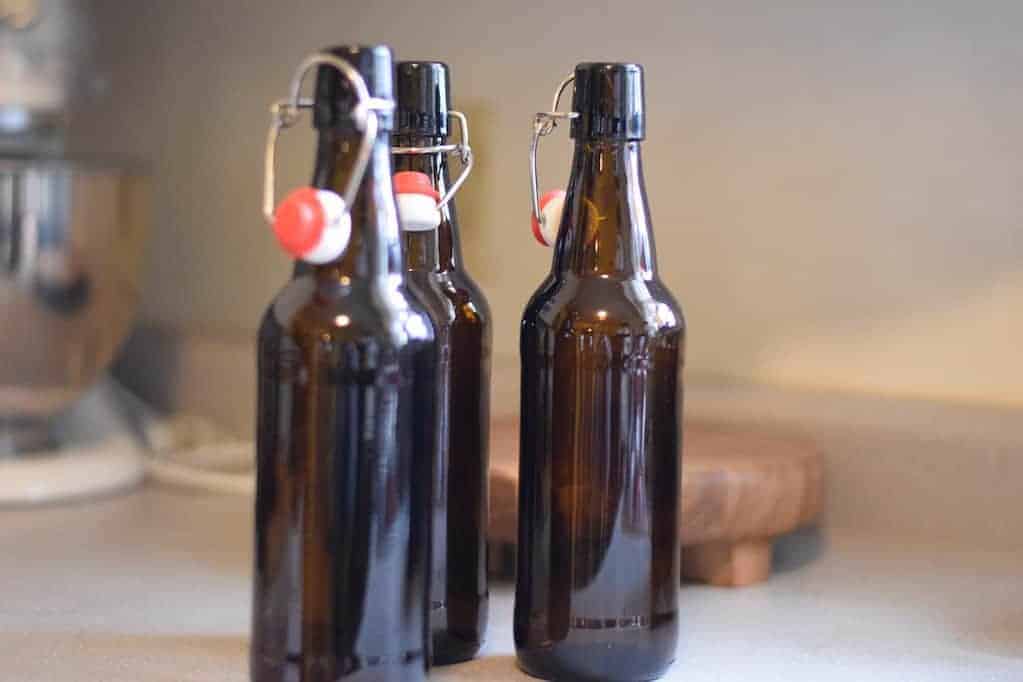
2,485,1021,681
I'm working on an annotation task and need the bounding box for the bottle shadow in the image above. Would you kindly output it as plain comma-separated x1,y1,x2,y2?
770,525,828,575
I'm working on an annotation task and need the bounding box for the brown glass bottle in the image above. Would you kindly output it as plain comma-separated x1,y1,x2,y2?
252,46,435,682
394,61,491,665
515,63,684,681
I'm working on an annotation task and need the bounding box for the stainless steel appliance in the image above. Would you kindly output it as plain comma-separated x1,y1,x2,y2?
0,0,150,503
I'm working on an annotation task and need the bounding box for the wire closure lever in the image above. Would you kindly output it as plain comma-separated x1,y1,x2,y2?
529,75,578,238
262,53,395,225
392,111,473,211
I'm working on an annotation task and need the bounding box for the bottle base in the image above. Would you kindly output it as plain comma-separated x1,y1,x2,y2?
251,650,428,682
431,630,483,665
516,645,675,682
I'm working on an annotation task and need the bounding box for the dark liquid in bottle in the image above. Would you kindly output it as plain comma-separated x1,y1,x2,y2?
515,76,684,679
252,48,435,682
395,129,491,664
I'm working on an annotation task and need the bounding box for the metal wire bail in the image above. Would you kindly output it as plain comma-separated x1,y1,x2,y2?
529,75,578,231
391,110,474,210
262,53,396,223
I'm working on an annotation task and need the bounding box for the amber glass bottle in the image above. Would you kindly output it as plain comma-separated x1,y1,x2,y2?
394,61,491,665
252,45,435,682
515,63,685,681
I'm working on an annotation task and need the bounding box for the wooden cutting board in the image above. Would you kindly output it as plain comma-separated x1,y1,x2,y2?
488,419,824,587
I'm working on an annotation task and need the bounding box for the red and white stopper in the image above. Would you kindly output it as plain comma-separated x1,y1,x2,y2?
531,189,565,247
272,187,351,264
394,171,442,232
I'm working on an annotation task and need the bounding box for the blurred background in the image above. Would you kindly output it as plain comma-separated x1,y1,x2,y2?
49,0,1023,429
2,3,1022,677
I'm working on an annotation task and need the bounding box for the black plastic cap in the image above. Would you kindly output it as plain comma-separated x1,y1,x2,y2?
570,62,645,141
395,61,451,137
313,44,394,132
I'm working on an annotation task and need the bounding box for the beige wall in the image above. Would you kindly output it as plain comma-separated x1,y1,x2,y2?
78,0,1023,407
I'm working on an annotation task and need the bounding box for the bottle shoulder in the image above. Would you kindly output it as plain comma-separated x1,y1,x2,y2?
437,214,490,315
261,274,435,349
439,270,491,328
522,274,685,339
405,270,456,324
406,268,491,331
439,267,489,309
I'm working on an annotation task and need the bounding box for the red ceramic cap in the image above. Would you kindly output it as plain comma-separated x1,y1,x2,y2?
393,171,441,201
531,189,565,246
273,187,325,257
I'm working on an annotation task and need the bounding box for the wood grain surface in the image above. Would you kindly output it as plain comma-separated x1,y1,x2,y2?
488,418,823,586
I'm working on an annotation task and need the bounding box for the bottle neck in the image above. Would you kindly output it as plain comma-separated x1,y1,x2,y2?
552,139,656,278
393,134,463,272
309,129,403,279
402,228,439,273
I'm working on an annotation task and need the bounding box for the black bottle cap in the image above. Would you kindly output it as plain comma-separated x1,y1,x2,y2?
570,62,645,141
395,61,451,138
313,44,394,132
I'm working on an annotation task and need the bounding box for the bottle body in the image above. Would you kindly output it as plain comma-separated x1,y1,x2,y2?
515,132,684,681
430,260,490,664
252,46,436,681
516,277,682,681
252,275,435,682
396,132,491,664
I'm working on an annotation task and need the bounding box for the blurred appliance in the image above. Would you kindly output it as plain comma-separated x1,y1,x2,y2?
0,0,150,504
